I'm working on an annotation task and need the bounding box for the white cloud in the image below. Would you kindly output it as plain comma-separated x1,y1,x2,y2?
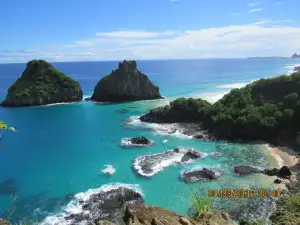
247,1,264,7
248,8,263,13
274,1,282,5
2,22,300,62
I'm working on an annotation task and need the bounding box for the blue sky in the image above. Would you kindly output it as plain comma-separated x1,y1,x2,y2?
0,0,300,62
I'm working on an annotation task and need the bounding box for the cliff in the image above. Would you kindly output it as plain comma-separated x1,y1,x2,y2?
141,71,300,148
1,60,83,107
88,60,162,102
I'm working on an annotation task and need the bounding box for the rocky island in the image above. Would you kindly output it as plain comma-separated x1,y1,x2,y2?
87,60,162,102
1,60,83,107
291,53,300,58
141,71,300,149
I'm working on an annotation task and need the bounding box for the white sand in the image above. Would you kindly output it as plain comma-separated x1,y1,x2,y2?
265,144,299,168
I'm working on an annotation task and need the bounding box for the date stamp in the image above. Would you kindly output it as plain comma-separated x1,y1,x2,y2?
208,189,281,198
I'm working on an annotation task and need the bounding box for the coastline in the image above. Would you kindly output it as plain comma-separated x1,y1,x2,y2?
266,144,299,168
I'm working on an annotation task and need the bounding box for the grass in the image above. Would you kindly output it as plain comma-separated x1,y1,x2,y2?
270,192,300,225
176,185,212,222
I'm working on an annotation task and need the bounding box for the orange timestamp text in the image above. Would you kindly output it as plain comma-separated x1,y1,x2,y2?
208,189,281,198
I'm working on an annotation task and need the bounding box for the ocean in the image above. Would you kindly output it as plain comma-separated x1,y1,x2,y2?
0,58,299,223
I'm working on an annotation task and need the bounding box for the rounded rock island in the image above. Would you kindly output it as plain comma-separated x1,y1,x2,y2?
1,59,83,107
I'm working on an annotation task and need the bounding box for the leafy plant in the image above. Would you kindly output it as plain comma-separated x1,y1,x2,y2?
177,185,212,221
0,121,18,148
270,193,300,225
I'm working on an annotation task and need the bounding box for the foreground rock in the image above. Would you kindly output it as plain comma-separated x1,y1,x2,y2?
133,148,203,177
182,168,224,183
0,219,11,225
123,204,235,225
234,165,292,178
63,186,143,224
88,60,162,102
1,60,83,107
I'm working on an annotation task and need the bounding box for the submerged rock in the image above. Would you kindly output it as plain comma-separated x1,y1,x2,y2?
233,166,260,175
133,148,203,177
89,60,162,102
181,168,224,183
1,60,83,107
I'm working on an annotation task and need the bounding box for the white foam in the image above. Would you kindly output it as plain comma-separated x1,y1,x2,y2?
193,91,229,103
162,139,168,144
216,82,249,89
284,63,300,75
101,165,116,175
133,147,205,177
40,183,143,225
120,138,153,147
126,116,193,139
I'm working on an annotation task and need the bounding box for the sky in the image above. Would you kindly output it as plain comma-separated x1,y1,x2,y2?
0,0,300,63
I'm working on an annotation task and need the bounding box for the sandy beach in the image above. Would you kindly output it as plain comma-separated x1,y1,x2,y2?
266,144,299,168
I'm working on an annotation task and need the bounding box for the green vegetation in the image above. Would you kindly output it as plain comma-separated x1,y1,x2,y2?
1,59,82,106
0,121,18,148
145,72,300,144
177,185,212,222
270,193,300,225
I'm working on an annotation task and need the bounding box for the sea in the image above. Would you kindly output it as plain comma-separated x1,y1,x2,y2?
0,58,299,224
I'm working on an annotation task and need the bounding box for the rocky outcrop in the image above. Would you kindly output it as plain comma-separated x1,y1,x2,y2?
123,204,235,225
0,219,11,225
131,137,152,145
88,60,161,102
234,165,292,178
233,166,260,175
1,60,83,107
291,53,300,58
181,168,223,183
133,148,203,177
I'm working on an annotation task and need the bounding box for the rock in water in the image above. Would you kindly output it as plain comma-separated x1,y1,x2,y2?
1,60,83,106
89,60,161,102
233,165,260,175
131,137,152,145
181,168,223,183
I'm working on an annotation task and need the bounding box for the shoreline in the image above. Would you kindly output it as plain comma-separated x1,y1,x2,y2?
265,144,299,168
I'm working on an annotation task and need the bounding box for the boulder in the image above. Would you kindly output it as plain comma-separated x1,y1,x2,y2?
131,137,151,145
1,60,83,107
274,179,282,184
263,166,292,178
182,168,223,183
181,150,202,163
89,60,161,102
233,166,260,175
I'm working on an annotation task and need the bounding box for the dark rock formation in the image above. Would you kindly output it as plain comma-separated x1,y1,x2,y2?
181,168,223,183
131,137,152,145
274,179,282,184
1,60,83,107
133,148,202,177
233,166,260,175
263,166,292,178
181,150,202,163
294,66,300,72
291,53,300,58
64,187,143,224
88,60,161,102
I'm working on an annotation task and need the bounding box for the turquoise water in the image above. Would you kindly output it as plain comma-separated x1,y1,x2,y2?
0,59,299,222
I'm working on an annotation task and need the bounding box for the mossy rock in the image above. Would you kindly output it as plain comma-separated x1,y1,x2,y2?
1,60,83,106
